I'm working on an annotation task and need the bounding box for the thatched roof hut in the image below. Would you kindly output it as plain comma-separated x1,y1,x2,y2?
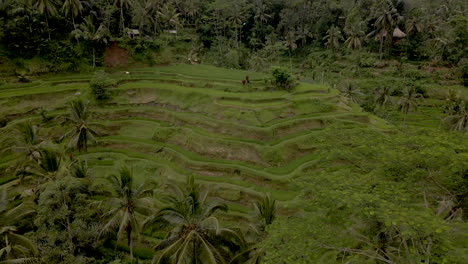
393,27,406,38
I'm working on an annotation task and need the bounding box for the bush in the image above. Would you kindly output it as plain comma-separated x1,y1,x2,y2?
271,67,295,91
458,58,468,87
89,71,116,101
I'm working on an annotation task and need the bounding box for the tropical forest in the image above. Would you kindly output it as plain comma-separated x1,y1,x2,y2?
0,0,467,263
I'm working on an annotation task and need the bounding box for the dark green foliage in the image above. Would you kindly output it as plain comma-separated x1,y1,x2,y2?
271,67,294,91
35,176,104,263
89,71,115,101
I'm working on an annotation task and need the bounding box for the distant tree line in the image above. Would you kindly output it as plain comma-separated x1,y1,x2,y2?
0,0,466,70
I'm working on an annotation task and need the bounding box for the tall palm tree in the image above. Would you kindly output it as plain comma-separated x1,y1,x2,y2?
344,23,365,50
340,82,362,104
71,16,109,68
443,101,468,132
253,0,271,25
101,167,154,261
32,0,59,40
61,0,84,31
61,99,97,152
324,25,344,52
149,176,245,264
284,30,298,74
374,86,393,108
398,87,423,123
368,2,400,59
114,0,132,36
157,3,181,31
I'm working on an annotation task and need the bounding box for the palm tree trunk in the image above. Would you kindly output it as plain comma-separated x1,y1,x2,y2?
379,36,383,60
72,16,80,44
121,5,125,36
289,49,292,74
46,15,51,40
127,226,133,260
92,47,96,69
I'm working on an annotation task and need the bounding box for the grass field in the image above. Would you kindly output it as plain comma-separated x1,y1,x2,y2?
1,64,466,261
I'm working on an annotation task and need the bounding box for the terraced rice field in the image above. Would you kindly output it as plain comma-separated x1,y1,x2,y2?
0,64,391,225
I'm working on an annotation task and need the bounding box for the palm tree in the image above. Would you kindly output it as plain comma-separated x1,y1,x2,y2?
323,25,343,52
344,23,365,50
253,0,271,25
398,87,423,123
61,99,97,152
2,122,45,181
374,86,393,108
29,148,65,182
61,0,84,32
340,82,362,104
368,2,400,59
157,3,181,31
0,190,38,263
101,167,154,261
443,101,468,132
149,176,245,264
284,30,298,74
4,122,42,162
32,0,59,40
71,16,109,68
114,0,132,36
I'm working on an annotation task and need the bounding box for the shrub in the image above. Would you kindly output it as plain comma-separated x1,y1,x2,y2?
458,58,468,87
89,71,116,101
271,67,295,91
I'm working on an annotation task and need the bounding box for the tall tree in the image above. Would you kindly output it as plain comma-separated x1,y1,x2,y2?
61,0,84,31
61,99,97,152
32,0,59,40
71,16,109,68
443,101,468,132
101,167,154,261
398,87,423,123
148,176,245,263
368,1,401,59
324,25,344,52
114,0,132,36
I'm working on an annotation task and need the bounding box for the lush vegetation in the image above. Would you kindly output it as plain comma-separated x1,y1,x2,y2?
0,0,467,263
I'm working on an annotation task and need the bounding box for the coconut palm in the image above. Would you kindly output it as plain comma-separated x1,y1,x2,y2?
443,101,468,132
32,0,59,40
101,167,155,261
344,23,365,50
284,30,298,74
114,0,132,36
61,0,84,31
340,82,363,104
398,87,423,123
0,190,38,263
28,148,66,182
368,1,400,59
149,176,245,264
323,25,343,52
157,3,181,31
374,86,393,108
71,16,109,68
4,122,43,162
61,99,97,153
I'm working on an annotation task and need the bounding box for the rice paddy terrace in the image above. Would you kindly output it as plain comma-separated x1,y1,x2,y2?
0,64,391,230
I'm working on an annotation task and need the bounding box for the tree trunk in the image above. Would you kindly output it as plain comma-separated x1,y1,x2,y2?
46,15,51,40
72,16,80,44
379,36,383,60
289,49,293,74
127,225,133,260
121,6,125,36
92,47,96,69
